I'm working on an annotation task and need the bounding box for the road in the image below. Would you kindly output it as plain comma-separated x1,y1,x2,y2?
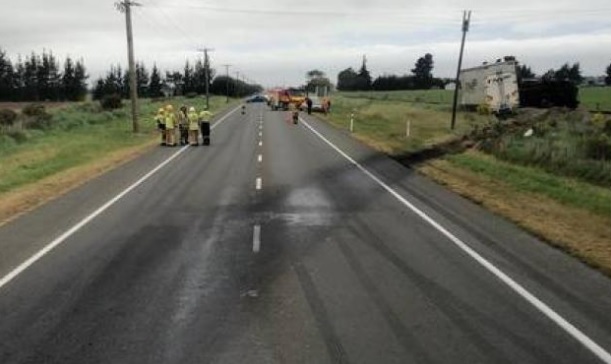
1,103,611,363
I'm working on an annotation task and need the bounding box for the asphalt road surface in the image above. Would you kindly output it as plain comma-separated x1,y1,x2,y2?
1,103,611,364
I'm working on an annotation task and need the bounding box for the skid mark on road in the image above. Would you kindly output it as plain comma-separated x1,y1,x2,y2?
299,117,611,364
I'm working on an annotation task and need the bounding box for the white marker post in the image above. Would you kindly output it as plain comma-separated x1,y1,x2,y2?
406,119,411,138
350,110,355,133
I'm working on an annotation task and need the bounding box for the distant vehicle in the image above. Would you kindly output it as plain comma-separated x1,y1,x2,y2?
460,59,519,113
246,95,267,103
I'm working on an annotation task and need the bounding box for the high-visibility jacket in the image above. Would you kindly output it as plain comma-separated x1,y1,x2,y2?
188,111,199,130
165,112,176,129
155,112,165,125
199,110,213,122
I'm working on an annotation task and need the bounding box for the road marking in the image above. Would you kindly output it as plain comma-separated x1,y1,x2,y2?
299,117,611,364
256,178,262,190
253,225,261,253
259,141,263,147
259,132,263,137
0,106,242,293
258,154,263,163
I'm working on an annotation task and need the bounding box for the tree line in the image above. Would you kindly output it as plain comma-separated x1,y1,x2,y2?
0,48,88,102
337,53,446,92
93,60,262,100
338,53,611,92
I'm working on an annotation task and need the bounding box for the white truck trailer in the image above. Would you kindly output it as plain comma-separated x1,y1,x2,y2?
459,60,519,113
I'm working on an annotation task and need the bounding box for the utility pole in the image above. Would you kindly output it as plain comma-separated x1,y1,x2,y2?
235,71,240,98
115,0,140,133
451,10,471,130
197,47,214,109
222,64,231,103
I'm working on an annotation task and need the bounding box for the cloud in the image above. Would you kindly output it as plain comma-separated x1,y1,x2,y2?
0,0,610,87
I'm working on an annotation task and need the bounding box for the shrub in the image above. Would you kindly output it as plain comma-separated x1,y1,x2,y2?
22,104,52,130
0,109,18,131
584,134,611,161
7,130,29,143
22,104,47,117
476,103,491,115
185,92,198,99
100,94,123,110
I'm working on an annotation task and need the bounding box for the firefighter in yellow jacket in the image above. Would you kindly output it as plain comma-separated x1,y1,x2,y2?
187,106,199,146
164,104,177,147
154,108,166,146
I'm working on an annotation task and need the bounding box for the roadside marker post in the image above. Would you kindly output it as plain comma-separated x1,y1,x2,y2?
350,110,355,133
406,119,411,138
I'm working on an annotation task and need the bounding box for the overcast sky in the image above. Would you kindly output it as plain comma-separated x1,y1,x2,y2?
1,0,610,87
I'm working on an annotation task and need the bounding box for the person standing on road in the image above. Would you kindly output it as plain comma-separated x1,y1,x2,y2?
187,106,200,146
199,107,213,145
178,105,189,146
155,107,166,146
164,104,177,147
306,96,313,115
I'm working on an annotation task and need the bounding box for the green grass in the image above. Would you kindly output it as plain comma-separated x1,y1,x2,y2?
321,93,490,155
579,86,611,112
340,86,611,112
338,89,454,105
447,152,611,217
0,95,235,194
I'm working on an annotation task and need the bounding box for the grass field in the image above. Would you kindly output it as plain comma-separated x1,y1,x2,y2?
578,86,611,112
339,86,611,112
320,93,490,156
0,96,233,196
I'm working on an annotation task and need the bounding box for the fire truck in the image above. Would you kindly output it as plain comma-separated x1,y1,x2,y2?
267,88,306,111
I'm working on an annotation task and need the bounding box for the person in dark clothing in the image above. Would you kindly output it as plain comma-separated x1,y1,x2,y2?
178,106,189,146
306,97,313,115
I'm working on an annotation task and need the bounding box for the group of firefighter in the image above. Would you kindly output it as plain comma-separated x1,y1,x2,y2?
154,104,213,147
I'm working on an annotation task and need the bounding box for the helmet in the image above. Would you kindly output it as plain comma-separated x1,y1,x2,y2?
165,104,174,111
189,107,196,112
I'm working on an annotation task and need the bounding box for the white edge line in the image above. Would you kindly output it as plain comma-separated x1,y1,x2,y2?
253,225,261,253
0,105,242,292
299,117,611,364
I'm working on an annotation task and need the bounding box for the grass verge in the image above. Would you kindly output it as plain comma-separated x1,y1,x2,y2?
418,151,611,276
0,95,235,226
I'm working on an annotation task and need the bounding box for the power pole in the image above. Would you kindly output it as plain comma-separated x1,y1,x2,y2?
197,48,214,109
451,10,471,130
222,64,231,103
235,71,240,98
115,0,140,133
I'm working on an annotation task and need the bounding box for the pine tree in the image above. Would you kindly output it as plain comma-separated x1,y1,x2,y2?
62,56,76,101
606,63,611,86
24,53,40,101
357,55,372,91
73,59,88,101
183,61,195,94
411,53,434,89
136,62,149,97
149,64,162,98
0,49,15,101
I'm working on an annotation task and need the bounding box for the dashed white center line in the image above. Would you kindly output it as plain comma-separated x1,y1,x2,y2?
259,132,263,137
258,154,262,163
259,141,263,147
256,178,262,190
253,225,261,253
